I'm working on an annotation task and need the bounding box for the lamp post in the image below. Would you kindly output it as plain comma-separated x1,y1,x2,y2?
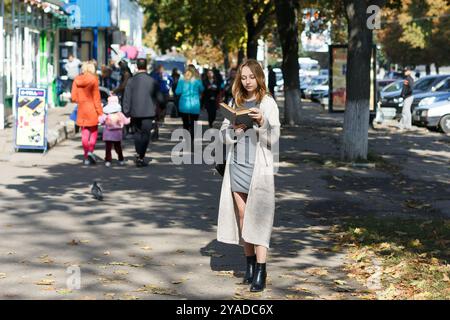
0,0,4,129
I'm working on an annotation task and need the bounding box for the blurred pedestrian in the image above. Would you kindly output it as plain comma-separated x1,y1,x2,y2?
123,58,162,167
175,65,204,147
224,68,237,104
212,64,224,89
109,59,121,84
99,65,117,91
98,96,130,167
112,60,132,104
171,68,181,118
150,65,172,125
268,65,276,97
65,54,81,92
203,69,220,128
71,62,103,165
398,67,415,131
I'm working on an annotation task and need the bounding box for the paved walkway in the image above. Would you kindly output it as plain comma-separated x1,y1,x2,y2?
0,100,448,299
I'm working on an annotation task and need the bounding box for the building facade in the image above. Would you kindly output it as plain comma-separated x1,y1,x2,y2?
0,0,69,128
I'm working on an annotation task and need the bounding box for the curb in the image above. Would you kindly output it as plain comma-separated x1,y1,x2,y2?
47,120,77,149
4,114,77,151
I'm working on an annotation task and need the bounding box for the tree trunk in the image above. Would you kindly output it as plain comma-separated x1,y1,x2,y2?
246,12,258,59
341,0,374,161
222,43,230,74
435,64,440,74
275,0,301,126
247,38,258,60
238,47,245,65
426,64,431,75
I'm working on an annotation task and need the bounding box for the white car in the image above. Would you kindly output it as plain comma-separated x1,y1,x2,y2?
304,76,328,100
413,98,450,133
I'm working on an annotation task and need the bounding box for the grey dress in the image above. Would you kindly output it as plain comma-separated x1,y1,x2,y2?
230,100,259,194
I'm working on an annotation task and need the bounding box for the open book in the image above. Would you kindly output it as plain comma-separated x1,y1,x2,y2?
219,103,254,129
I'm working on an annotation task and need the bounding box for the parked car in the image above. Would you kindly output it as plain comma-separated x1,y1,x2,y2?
320,91,329,109
300,76,312,98
380,75,450,117
413,98,450,133
377,79,397,91
273,67,284,93
310,83,329,102
304,76,328,100
410,76,450,112
319,69,329,77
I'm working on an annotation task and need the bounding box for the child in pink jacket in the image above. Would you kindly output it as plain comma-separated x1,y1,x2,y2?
99,96,130,167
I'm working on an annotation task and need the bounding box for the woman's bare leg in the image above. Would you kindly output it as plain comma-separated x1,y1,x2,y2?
255,246,267,263
233,192,255,256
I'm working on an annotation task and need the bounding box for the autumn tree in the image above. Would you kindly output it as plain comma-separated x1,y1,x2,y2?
377,0,450,73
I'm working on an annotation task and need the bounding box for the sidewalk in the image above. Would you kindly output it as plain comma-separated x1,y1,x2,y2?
0,99,448,300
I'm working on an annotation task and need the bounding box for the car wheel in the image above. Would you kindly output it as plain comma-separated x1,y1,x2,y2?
439,115,450,134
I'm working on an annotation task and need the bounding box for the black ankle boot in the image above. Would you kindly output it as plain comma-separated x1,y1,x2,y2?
250,263,267,292
242,255,256,284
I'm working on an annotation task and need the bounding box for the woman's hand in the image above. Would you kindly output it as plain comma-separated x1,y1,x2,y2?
248,108,264,126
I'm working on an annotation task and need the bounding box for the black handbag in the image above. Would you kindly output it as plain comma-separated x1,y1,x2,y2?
215,144,227,176
215,163,226,176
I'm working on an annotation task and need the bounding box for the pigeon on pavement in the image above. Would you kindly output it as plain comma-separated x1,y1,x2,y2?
91,181,103,201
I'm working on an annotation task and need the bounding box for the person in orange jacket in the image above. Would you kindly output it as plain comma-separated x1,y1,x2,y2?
71,62,104,165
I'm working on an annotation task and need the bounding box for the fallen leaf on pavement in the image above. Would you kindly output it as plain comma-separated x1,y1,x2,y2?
68,240,80,246
334,280,347,286
304,267,329,277
0,273,6,279
114,270,129,275
57,289,73,295
38,255,54,264
136,284,178,296
409,239,423,248
108,262,144,268
289,286,312,293
35,279,55,286
171,279,187,284
216,271,234,277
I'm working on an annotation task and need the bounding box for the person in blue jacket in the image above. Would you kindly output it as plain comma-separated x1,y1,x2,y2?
175,65,204,145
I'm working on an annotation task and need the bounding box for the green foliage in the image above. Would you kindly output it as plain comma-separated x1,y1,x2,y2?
139,0,247,53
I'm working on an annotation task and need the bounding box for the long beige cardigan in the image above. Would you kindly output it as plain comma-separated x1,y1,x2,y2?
217,95,281,249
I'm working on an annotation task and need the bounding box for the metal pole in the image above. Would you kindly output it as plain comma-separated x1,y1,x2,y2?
11,0,16,118
0,0,4,129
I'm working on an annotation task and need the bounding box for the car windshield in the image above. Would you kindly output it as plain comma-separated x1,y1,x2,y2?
310,77,327,86
275,73,283,82
435,78,450,92
383,81,402,92
414,77,439,91
300,77,312,84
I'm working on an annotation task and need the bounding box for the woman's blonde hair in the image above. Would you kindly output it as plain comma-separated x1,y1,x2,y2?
232,59,268,107
81,62,96,75
184,65,199,81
